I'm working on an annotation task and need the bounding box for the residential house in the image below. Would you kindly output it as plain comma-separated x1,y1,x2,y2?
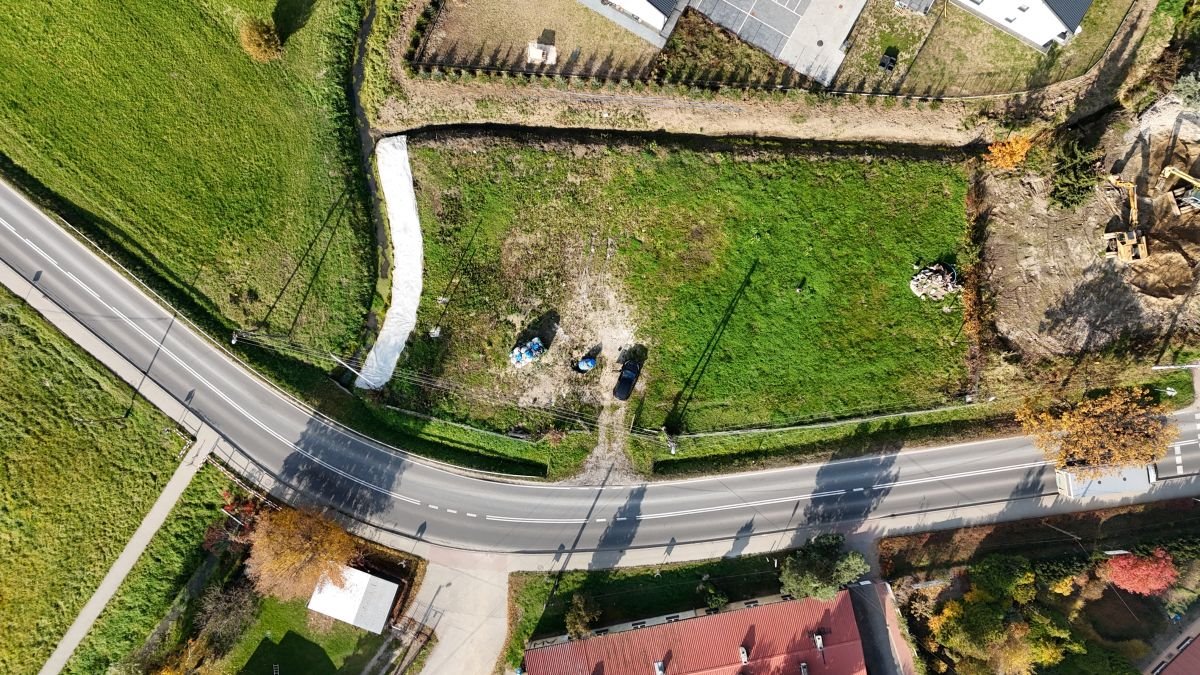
523,591,867,675
950,0,1096,51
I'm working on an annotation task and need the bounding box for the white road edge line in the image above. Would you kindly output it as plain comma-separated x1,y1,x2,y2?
0,214,423,507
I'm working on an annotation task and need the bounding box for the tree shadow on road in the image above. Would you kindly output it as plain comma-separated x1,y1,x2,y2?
276,414,407,528
588,486,646,570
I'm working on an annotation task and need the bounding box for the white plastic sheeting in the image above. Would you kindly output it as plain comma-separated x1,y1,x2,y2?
356,136,423,389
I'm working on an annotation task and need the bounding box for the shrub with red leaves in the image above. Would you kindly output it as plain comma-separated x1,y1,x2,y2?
1104,548,1178,596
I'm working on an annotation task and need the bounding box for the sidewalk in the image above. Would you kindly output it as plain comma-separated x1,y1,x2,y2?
1141,605,1200,674
37,428,218,675
403,552,510,675
0,260,221,674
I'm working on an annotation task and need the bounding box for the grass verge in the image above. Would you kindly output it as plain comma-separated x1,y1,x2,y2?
362,0,408,122
879,498,1200,576
504,553,786,669
635,368,1194,476
250,357,595,478
0,286,185,675
64,465,232,674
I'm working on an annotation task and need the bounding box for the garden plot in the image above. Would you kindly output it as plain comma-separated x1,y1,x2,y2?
417,0,660,78
395,135,970,436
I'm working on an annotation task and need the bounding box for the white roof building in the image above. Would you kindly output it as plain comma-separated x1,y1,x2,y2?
307,566,400,634
949,0,1096,51
605,0,676,30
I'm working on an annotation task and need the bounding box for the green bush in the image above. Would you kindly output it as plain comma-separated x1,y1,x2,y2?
1050,137,1100,208
780,534,870,600
1175,71,1200,108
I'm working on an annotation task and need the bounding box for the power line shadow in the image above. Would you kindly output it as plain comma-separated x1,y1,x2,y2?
665,259,758,433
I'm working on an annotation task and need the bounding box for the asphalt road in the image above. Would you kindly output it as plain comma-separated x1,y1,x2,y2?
3,178,1200,556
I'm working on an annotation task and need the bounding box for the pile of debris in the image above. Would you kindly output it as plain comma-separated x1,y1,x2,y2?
510,337,545,367
910,263,961,300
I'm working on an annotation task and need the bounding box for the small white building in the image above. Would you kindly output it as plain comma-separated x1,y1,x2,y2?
307,566,400,634
605,0,675,31
949,0,1095,51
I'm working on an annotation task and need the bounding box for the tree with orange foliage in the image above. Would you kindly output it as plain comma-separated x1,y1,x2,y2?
985,135,1034,170
1104,548,1178,596
245,508,359,600
1017,388,1177,478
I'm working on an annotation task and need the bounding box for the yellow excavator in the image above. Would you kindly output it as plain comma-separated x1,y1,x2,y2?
1157,166,1200,215
1104,175,1148,263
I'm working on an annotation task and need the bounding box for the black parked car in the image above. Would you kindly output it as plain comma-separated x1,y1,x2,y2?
613,360,641,401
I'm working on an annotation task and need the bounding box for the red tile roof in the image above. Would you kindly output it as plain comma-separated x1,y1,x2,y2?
1163,637,1200,675
524,592,867,675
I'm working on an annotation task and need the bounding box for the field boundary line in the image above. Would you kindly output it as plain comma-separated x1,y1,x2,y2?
665,401,987,439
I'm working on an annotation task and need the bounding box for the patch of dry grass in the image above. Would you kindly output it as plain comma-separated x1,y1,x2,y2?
900,0,1134,96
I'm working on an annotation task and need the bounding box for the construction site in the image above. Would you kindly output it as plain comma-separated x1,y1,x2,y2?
984,99,1200,363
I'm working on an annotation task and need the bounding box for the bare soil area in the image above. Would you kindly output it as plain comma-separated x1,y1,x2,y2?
379,77,987,143
984,102,1200,362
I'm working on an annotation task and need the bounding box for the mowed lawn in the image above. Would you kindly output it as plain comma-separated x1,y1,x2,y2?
0,287,185,674
217,597,386,674
407,141,969,433
0,0,373,355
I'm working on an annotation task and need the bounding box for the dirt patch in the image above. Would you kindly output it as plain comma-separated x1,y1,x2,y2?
511,229,642,483
984,104,1200,361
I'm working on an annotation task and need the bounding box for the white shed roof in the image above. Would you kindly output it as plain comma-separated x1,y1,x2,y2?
307,566,399,634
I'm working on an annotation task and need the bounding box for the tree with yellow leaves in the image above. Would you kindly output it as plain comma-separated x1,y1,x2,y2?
1017,388,1177,477
245,507,359,600
985,135,1034,171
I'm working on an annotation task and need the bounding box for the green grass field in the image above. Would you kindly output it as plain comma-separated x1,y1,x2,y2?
505,553,786,669
218,597,386,673
65,466,231,674
0,0,373,356
404,139,970,434
0,287,185,675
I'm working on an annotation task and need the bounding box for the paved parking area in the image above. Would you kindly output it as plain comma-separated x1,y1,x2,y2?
691,0,867,84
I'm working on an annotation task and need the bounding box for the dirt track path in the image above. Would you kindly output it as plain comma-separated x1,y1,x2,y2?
578,398,637,485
